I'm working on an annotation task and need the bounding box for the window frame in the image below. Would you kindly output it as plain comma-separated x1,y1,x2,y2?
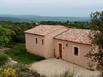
74,47,79,56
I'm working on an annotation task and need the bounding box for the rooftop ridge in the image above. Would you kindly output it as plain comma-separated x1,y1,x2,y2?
46,26,68,36
54,29,69,39
25,25,68,36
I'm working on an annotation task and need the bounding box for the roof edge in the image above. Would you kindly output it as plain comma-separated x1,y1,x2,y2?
54,38,91,45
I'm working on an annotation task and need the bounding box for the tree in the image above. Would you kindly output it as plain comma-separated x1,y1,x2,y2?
0,26,16,46
89,11,103,70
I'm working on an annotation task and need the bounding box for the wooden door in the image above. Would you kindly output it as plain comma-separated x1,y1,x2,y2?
59,43,62,58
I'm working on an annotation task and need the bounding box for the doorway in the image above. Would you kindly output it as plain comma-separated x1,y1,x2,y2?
59,43,62,58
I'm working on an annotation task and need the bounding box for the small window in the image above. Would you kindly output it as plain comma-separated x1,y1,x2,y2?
42,39,44,45
74,47,78,56
35,38,38,44
66,43,68,47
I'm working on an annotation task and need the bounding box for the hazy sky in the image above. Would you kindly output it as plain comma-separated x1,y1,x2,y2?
0,0,103,17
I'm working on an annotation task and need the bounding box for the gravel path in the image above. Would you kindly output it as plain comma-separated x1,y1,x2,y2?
30,58,100,77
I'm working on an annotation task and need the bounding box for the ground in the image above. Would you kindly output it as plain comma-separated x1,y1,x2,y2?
30,58,100,77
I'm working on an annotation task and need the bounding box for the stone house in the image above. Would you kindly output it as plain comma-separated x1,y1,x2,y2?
25,25,96,69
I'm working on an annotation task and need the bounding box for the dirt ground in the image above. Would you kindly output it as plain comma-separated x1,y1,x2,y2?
29,58,100,77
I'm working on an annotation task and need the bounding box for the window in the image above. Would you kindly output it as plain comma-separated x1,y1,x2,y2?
42,39,44,45
66,43,68,47
74,47,78,56
35,38,38,44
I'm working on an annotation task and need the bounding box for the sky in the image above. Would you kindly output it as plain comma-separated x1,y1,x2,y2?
0,0,103,17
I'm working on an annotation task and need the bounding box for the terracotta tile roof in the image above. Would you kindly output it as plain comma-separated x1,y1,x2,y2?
54,28,91,45
25,25,67,36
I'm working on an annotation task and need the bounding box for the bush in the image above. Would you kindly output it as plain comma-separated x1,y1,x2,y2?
0,54,8,66
5,43,45,64
0,64,45,77
0,67,16,77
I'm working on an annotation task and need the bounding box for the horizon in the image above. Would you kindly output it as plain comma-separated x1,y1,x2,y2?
0,0,103,17
0,14,90,18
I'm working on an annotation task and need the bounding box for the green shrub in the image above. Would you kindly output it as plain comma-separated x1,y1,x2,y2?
0,54,8,66
5,43,45,64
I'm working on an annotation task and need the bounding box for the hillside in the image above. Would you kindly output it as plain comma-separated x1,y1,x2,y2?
0,15,90,22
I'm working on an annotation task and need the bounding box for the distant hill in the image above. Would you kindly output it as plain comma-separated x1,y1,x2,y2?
0,15,90,22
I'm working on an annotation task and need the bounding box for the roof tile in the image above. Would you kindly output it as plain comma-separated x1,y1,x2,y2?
55,28,91,44
25,25,67,36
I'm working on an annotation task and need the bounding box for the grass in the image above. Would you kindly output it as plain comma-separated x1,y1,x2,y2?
54,71,75,77
61,71,74,77
0,53,8,66
5,43,45,64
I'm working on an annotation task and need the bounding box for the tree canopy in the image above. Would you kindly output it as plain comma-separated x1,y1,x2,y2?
0,21,36,47
0,25,15,46
89,11,103,70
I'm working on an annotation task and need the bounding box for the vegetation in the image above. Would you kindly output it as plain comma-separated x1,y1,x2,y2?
0,64,45,77
5,43,45,64
60,72,74,77
0,53,8,66
0,21,36,47
54,71,75,77
87,11,103,70
0,26,15,46
39,21,91,29
1,67,16,77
